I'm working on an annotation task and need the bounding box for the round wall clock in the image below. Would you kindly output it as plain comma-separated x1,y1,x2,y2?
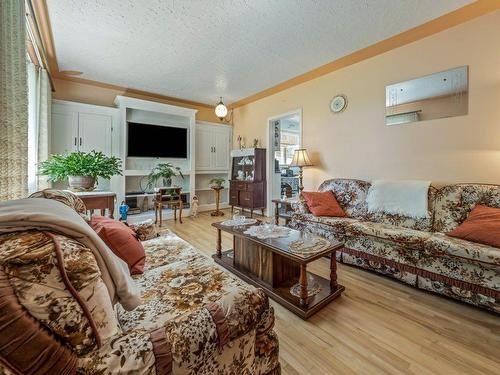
330,94,348,113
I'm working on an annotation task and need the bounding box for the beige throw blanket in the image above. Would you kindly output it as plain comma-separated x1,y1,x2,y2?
366,180,431,218
0,198,141,310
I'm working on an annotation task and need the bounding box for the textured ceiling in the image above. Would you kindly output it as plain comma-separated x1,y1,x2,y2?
47,0,473,105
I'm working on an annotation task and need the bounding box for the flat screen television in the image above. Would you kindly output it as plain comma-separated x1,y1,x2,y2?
127,122,188,158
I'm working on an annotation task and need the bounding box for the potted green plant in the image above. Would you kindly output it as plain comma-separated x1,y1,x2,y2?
38,151,122,191
209,177,225,188
146,163,184,189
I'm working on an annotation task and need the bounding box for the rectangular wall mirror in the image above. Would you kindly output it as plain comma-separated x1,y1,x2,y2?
385,66,468,126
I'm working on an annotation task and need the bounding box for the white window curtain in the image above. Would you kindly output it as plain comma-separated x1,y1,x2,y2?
0,0,28,201
27,62,51,194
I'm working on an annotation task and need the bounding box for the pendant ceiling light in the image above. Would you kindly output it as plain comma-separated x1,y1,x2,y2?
215,97,228,121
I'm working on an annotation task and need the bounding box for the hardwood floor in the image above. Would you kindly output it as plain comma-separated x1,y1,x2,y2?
161,210,500,375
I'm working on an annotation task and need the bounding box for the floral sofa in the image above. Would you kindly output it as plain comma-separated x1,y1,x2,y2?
0,191,280,374
289,178,500,313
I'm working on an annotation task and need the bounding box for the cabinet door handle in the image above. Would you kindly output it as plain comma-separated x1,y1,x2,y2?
79,138,82,146
74,137,77,146
213,146,216,153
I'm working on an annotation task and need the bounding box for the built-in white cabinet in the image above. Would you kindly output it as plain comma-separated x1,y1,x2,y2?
193,122,232,211
195,123,231,171
51,100,115,156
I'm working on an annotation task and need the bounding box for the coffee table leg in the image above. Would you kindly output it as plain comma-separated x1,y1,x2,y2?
330,251,338,289
299,264,308,307
216,228,222,258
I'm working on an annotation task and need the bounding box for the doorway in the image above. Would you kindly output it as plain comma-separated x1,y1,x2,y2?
266,109,302,217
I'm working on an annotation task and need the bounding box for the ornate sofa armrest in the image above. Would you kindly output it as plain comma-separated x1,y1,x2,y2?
291,196,310,214
128,219,159,241
160,288,275,374
80,288,278,374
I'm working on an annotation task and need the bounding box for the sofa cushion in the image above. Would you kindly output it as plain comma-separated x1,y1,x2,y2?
118,256,259,331
141,231,201,273
301,191,346,217
347,221,432,247
90,215,146,275
433,184,500,233
448,205,500,248
424,233,500,266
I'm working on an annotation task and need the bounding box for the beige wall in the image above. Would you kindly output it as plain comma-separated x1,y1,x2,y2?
233,11,500,190
52,78,222,123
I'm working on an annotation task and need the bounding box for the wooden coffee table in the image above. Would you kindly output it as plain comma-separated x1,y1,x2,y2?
212,221,345,319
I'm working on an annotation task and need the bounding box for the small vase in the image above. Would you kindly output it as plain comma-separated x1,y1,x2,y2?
68,176,96,191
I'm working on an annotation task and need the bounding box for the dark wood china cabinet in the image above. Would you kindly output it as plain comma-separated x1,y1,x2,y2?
229,148,266,217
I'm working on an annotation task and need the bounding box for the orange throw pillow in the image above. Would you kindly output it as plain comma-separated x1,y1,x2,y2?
301,191,346,217
448,205,500,248
90,216,146,274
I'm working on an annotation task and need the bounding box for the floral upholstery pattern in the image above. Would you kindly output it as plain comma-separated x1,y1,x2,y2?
347,221,431,248
0,230,121,355
140,231,201,273
418,252,500,291
118,256,268,332
433,184,500,233
291,179,500,313
77,329,156,374
341,252,417,285
417,276,500,313
318,178,371,219
29,189,87,217
0,199,280,374
424,233,500,266
129,219,158,242
344,235,421,265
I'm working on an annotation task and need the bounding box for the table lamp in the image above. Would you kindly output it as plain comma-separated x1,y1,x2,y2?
290,149,313,192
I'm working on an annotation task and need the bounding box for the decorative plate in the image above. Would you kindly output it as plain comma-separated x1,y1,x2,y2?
244,224,291,239
330,94,348,113
288,236,331,256
220,218,258,226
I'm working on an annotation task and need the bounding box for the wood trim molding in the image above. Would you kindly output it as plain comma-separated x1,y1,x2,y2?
229,0,500,108
31,0,499,110
57,75,214,109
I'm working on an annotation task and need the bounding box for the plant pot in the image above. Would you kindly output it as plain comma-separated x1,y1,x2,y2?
68,176,96,191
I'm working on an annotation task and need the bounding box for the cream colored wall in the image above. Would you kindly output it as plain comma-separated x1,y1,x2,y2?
233,11,500,191
52,78,222,123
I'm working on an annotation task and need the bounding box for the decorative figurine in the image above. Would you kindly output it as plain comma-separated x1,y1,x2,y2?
191,195,199,218
237,135,243,150
253,138,259,148
119,201,129,222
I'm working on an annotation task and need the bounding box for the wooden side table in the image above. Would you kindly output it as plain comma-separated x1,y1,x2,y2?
154,187,183,226
211,186,224,217
73,191,116,218
272,197,298,225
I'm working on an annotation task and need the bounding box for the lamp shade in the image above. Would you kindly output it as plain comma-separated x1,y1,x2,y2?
290,149,313,167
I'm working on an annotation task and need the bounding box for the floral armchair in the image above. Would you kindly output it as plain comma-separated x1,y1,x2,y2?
0,190,280,375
